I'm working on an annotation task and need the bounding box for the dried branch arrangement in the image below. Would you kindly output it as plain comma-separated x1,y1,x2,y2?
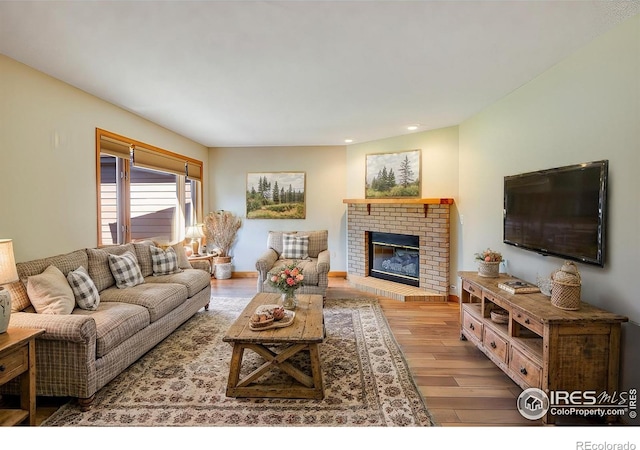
204,210,242,258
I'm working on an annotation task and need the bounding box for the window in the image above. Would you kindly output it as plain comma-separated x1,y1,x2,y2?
96,129,203,246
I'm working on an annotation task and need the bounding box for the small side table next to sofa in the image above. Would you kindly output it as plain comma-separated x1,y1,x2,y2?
0,328,45,426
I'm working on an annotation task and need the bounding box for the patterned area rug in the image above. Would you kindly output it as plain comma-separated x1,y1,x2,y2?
42,297,435,427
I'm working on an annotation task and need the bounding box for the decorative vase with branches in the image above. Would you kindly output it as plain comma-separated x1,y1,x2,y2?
204,210,242,263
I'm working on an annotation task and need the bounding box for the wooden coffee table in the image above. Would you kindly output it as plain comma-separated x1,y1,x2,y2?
223,292,325,399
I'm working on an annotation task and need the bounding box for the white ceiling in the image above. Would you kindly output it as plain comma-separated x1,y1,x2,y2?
1,1,638,147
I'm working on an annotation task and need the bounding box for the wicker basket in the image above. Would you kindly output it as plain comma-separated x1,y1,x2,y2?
478,261,500,278
551,280,581,310
213,256,232,265
490,308,509,324
550,261,581,310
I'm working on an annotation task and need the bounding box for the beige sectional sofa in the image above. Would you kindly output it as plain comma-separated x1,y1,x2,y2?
2,240,211,408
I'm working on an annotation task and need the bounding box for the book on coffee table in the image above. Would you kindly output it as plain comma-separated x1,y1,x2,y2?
498,279,540,294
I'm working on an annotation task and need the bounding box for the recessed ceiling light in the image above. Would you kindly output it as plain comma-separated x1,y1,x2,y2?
407,125,420,131
344,139,353,143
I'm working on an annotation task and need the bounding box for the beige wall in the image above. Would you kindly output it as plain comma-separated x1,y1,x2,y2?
208,146,347,272
458,15,639,393
345,126,459,199
0,55,209,262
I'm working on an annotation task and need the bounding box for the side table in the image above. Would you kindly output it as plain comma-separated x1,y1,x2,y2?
188,254,214,275
0,328,45,426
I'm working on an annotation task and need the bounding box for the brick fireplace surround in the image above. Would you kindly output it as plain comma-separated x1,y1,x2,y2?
344,199,452,302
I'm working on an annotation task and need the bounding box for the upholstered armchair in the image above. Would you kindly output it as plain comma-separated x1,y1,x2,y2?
255,230,330,297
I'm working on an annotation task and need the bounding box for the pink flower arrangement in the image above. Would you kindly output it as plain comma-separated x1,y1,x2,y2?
268,262,304,294
474,248,503,263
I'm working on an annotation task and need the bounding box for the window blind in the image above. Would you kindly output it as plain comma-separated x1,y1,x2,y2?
99,134,202,181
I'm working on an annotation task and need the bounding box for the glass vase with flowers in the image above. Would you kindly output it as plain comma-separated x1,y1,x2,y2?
267,262,304,310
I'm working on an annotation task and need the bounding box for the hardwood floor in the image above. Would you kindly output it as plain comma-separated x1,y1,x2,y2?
23,276,544,426
213,277,541,426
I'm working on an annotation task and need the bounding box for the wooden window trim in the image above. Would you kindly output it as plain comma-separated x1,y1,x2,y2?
95,128,203,245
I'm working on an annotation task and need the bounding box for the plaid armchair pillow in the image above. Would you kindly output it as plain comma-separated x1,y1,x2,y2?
281,234,310,260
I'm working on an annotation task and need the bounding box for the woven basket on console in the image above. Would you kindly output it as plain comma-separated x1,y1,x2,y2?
477,261,500,278
551,261,581,310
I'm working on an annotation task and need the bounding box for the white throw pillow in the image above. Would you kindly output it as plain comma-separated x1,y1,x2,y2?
172,242,193,269
27,265,75,315
108,251,144,289
67,266,100,310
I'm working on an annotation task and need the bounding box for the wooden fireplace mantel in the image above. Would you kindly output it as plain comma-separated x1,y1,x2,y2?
342,198,454,205
343,198,454,217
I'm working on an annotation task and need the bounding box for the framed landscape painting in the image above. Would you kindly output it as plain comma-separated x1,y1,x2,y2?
366,149,421,198
246,172,306,219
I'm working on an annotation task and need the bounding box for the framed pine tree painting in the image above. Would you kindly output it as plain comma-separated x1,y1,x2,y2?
365,149,421,198
246,172,306,219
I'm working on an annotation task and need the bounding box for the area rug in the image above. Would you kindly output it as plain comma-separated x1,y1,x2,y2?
42,297,435,427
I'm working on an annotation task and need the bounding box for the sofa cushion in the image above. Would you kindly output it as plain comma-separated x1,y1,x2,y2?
26,265,76,315
12,249,89,312
266,231,291,257
144,269,211,298
306,230,328,258
73,302,150,358
87,244,136,292
108,251,145,289
133,240,155,277
99,282,188,322
281,234,310,260
269,258,319,286
67,266,100,311
150,245,182,276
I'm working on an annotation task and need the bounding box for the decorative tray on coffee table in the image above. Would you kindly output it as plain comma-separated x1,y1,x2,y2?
249,304,296,331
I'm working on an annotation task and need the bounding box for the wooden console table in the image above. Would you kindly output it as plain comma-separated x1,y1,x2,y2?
0,328,45,426
458,272,628,424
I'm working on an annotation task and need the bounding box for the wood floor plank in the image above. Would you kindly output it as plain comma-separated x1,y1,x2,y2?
34,277,548,427
420,386,518,398
455,408,540,425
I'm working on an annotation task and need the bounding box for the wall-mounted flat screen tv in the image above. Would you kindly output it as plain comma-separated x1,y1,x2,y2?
503,160,608,267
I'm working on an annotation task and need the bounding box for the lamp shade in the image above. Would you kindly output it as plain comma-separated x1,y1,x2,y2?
185,225,204,240
0,239,19,285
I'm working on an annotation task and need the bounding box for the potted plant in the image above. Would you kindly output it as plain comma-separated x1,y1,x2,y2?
474,248,503,278
204,210,242,278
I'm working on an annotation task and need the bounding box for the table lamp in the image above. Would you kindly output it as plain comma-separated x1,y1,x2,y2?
0,239,19,333
185,225,204,256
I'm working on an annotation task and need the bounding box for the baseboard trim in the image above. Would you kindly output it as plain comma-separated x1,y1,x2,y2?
230,272,257,278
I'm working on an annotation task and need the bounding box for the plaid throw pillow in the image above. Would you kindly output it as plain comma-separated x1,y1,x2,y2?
281,234,310,259
67,266,100,310
150,245,182,276
108,251,144,289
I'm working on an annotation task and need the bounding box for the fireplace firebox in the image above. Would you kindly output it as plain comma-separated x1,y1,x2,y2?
369,232,419,287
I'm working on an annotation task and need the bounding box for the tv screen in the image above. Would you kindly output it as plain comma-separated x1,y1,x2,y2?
503,160,608,267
